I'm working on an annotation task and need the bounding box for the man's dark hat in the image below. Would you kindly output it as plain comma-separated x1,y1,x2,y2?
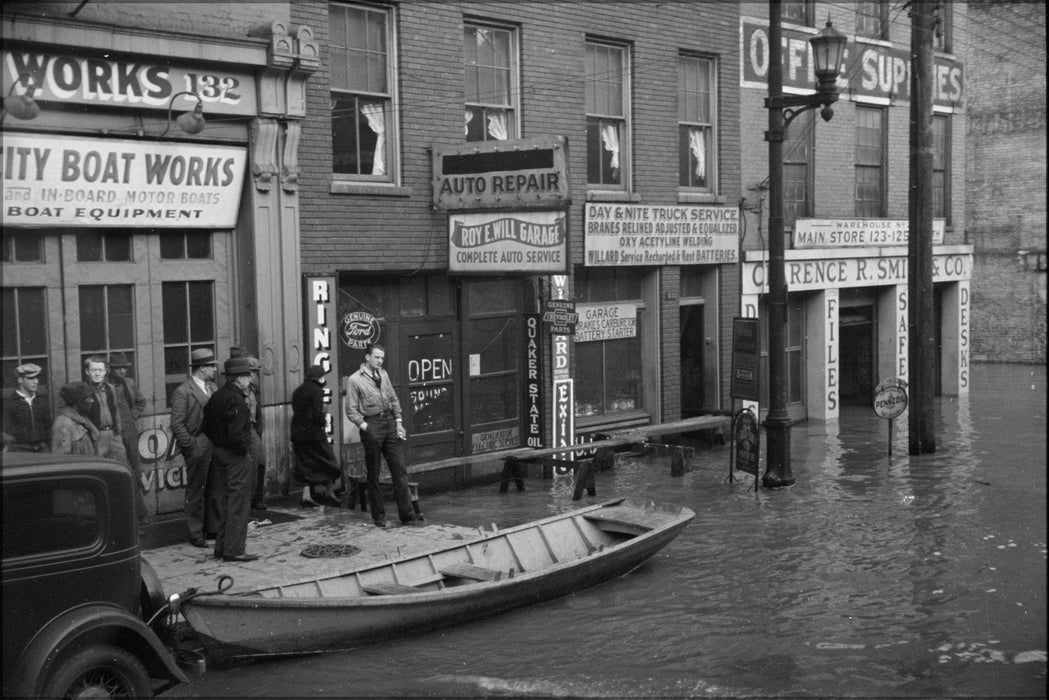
306,364,326,380
60,381,94,406
190,348,216,366
224,357,255,376
108,352,132,368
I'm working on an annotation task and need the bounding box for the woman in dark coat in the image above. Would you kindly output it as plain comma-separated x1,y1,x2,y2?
290,365,343,507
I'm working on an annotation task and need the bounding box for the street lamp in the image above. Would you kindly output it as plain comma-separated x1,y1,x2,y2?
2,73,41,122
762,7,847,488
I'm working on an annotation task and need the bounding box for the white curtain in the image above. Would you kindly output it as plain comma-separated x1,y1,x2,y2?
487,113,508,141
464,110,473,137
361,104,386,176
689,128,706,179
600,124,620,172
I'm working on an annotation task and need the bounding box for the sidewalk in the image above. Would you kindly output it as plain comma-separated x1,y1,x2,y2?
142,502,479,596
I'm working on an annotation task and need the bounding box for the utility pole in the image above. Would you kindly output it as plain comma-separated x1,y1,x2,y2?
908,1,937,454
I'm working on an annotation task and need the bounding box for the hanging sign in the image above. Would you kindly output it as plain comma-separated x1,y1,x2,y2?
2,133,246,228
304,276,341,448
731,317,761,401
873,378,908,420
575,303,637,342
448,210,568,274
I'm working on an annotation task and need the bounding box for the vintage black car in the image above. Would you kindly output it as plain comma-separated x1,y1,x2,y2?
2,454,191,697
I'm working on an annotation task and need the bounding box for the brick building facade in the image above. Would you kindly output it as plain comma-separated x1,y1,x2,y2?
965,0,1046,364
737,1,972,423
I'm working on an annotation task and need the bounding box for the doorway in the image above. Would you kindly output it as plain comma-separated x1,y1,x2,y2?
839,306,875,406
680,304,706,416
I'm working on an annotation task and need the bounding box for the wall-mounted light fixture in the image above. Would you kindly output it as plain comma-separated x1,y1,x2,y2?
2,73,41,122
160,91,206,137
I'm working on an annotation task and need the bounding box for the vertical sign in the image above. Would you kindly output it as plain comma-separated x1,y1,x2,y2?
731,317,760,401
306,277,341,449
524,314,544,448
550,275,573,464
958,281,970,393
825,289,839,415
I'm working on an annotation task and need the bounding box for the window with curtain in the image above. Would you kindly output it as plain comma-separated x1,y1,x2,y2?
161,281,215,405
678,54,716,191
586,40,629,188
783,110,813,228
932,114,950,223
574,268,644,419
855,106,886,218
464,22,517,142
330,3,396,181
855,1,888,41
78,284,135,373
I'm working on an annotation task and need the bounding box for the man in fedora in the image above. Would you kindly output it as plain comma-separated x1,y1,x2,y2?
171,348,219,548
109,352,149,523
229,346,267,511
202,356,259,562
50,382,99,456
2,363,52,453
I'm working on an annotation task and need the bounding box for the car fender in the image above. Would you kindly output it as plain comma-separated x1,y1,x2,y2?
139,556,168,620
7,603,188,697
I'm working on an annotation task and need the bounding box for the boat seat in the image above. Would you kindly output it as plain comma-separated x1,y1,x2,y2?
438,563,503,582
362,582,425,596
583,507,656,536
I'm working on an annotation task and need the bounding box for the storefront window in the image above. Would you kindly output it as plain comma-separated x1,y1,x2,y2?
76,231,131,262
759,297,806,408
78,285,135,370
162,281,215,405
161,232,212,259
575,268,644,419
2,232,43,263
405,331,454,435
1,286,50,395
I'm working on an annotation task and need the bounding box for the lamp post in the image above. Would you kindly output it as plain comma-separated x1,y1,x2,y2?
762,3,847,488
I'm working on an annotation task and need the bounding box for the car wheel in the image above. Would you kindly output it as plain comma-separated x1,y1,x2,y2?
42,643,153,699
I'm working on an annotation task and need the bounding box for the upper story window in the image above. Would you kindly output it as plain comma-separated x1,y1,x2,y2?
932,114,950,223
330,2,398,182
2,232,43,263
933,3,953,52
855,106,886,218
783,110,813,228
76,231,131,262
464,22,518,142
585,40,630,189
678,54,717,192
782,1,814,26
855,1,888,41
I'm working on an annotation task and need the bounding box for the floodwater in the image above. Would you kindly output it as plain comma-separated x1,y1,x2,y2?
169,363,1046,697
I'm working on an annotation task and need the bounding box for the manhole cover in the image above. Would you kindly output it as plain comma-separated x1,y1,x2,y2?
300,544,361,558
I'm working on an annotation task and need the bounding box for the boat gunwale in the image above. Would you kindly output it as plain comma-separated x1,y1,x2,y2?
183,498,694,609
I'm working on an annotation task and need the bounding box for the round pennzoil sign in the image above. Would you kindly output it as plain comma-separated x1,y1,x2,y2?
340,311,381,350
873,379,908,420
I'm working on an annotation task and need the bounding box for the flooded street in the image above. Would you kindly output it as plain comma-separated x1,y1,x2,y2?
170,363,1045,697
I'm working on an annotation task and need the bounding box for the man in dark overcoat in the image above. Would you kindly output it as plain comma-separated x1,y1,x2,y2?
170,348,219,547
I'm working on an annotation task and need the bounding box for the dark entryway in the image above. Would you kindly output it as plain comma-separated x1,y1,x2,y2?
839,306,874,406
680,305,705,417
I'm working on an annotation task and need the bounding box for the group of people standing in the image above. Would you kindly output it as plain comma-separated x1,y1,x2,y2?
170,347,267,562
2,354,149,523
3,342,423,559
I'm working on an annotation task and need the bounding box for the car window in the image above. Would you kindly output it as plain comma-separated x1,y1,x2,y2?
3,481,101,559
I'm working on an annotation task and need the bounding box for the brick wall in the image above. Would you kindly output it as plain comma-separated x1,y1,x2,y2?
965,1,1046,363
292,1,742,410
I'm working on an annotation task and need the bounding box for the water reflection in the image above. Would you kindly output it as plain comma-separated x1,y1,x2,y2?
171,365,1045,697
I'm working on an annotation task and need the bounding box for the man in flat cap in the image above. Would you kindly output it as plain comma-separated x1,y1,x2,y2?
109,352,149,523
202,356,259,562
2,363,52,453
171,348,220,548
51,382,99,456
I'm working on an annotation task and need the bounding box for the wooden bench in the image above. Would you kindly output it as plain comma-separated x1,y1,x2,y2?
438,563,503,582
362,582,426,596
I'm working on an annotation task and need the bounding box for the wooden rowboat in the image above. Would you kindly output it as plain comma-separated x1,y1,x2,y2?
180,497,694,662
